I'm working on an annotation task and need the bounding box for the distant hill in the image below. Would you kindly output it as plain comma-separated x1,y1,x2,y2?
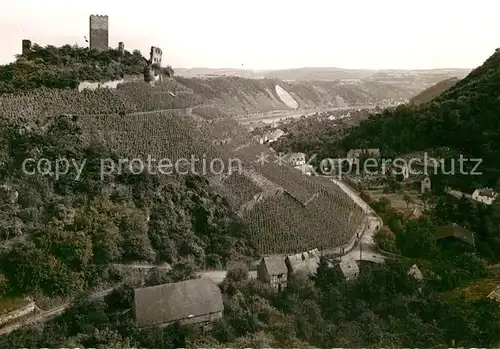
340,49,500,191
174,67,470,102
409,77,460,105
175,67,471,81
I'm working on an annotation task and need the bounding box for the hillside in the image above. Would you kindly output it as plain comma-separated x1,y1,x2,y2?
2,43,500,349
341,49,500,189
1,42,469,115
410,77,460,105
274,49,500,193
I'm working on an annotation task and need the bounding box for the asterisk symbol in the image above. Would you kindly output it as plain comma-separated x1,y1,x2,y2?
274,152,288,166
255,152,269,165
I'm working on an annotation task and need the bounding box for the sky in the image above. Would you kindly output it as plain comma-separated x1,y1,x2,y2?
0,0,498,70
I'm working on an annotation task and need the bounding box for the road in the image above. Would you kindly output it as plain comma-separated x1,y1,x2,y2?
329,177,385,264
0,269,257,336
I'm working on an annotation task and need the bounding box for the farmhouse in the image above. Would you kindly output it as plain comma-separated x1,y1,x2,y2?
133,278,223,327
472,188,497,205
257,256,288,291
285,248,321,277
435,223,475,247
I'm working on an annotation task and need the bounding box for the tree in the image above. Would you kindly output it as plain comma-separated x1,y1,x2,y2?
396,218,438,258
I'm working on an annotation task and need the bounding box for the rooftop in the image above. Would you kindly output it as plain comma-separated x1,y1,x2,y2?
435,223,475,246
133,278,223,327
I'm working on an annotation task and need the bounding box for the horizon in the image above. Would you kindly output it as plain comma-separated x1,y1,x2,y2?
1,0,498,70
174,66,473,71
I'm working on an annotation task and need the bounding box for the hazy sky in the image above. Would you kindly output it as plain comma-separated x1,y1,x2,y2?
0,0,498,70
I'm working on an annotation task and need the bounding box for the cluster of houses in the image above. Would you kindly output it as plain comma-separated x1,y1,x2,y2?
347,149,498,203
255,128,286,144
256,248,360,291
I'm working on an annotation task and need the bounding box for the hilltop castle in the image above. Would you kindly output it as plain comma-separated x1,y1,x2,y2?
89,14,109,51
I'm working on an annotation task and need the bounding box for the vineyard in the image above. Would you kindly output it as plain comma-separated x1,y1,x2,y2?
0,71,371,258
78,110,223,167
242,189,365,254
0,79,209,122
213,172,263,209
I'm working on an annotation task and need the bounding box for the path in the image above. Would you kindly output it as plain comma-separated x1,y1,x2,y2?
0,269,256,336
329,177,385,264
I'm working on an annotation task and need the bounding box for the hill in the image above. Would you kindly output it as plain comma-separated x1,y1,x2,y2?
0,42,470,114
175,66,470,81
409,77,460,105
274,49,500,193
175,67,470,98
340,49,500,190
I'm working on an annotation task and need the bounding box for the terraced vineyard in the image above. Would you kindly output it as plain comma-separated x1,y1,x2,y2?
0,77,369,258
243,189,364,254
213,172,263,209
78,110,223,169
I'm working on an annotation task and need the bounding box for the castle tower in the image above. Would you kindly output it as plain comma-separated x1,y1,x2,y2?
89,14,109,51
150,46,162,66
118,41,124,54
22,39,31,56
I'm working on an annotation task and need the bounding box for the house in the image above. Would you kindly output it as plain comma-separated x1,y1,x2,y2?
133,278,223,327
435,223,475,247
336,258,359,281
285,248,320,277
407,264,424,281
257,256,288,291
259,129,285,144
472,188,497,205
285,153,306,167
397,155,440,179
346,149,380,166
295,163,315,176
421,175,431,193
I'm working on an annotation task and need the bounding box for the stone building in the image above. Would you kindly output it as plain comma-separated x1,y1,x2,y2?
21,39,31,56
133,278,223,327
89,14,109,51
150,46,162,66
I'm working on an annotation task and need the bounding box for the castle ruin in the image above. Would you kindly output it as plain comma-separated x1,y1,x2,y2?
21,39,31,56
150,46,162,66
89,14,109,51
